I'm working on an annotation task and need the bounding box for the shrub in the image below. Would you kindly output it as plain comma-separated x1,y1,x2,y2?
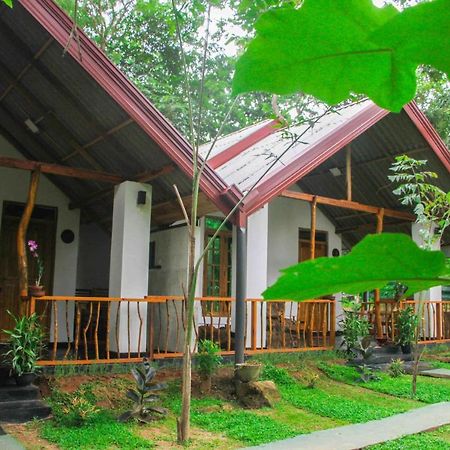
118,358,167,423
396,307,418,347
50,389,99,426
196,340,222,380
340,309,371,356
3,312,44,376
388,359,405,378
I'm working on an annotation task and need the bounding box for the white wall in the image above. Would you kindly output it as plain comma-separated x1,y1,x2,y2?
267,185,343,326
0,136,80,342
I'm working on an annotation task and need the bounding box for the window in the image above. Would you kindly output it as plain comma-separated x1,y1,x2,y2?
298,228,328,262
202,217,232,315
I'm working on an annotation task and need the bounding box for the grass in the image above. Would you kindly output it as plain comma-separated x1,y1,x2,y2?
320,363,450,403
369,425,450,449
261,364,419,423
41,410,154,450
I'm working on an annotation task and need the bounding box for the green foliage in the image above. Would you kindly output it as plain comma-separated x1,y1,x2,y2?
357,364,380,383
192,409,298,445
263,233,450,302
3,312,44,376
118,358,167,424
1,0,12,7
388,358,405,378
396,306,419,346
321,363,450,403
49,388,99,427
41,410,154,450
196,339,223,378
389,156,450,247
369,426,450,450
233,0,450,112
340,309,372,356
262,364,411,423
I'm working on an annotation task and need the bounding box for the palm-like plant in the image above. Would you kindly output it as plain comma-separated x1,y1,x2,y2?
3,312,44,376
118,358,167,423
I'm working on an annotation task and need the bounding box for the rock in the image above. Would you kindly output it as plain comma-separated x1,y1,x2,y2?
236,380,280,408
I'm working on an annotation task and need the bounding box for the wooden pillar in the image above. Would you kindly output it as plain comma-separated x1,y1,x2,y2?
346,145,352,201
310,196,317,260
374,208,385,340
17,169,40,313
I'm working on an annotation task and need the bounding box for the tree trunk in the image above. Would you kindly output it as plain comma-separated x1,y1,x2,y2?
17,169,40,313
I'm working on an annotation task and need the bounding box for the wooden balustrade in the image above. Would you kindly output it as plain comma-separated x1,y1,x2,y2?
359,299,450,344
30,295,336,366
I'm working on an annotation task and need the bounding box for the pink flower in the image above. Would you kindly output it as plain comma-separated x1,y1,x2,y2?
27,240,38,252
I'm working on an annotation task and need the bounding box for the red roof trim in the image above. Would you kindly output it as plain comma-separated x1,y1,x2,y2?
242,103,390,216
209,120,280,169
403,102,450,172
19,0,239,215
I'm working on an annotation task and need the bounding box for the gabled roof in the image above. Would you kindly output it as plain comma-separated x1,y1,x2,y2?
0,0,235,226
203,100,449,225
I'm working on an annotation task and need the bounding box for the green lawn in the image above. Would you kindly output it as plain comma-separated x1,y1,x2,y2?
320,363,450,403
7,351,449,449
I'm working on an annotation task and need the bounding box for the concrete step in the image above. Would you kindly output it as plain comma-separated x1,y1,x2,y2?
352,352,413,366
0,384,40,402
0,399,51,423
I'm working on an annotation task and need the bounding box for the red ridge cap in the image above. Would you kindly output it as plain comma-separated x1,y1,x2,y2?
209,119,280,169
18,0,241,217
403,102,450,172
242,103,389,217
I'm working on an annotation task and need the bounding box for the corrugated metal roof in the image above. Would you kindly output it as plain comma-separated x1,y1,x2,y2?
0,2,220,227
203,102,370,192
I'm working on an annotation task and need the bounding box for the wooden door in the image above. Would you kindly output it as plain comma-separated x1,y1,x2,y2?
299,240,328,262
0,204,56,340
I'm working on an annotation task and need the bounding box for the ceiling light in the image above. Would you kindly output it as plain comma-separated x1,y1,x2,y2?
24,118,39,134
329,167,342,177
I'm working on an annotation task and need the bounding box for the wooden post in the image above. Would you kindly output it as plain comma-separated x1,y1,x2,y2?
310,196,317,260
251,300,258,350
374,208,385,340
17,169,40,312
330,300,336,347
346,145,352,201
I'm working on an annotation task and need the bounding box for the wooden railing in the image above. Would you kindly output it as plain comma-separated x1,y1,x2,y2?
360,299,450,344
30,296,335,366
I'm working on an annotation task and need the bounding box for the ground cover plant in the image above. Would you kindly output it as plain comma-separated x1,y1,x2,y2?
369,425,450,450
5,351,450,449
321,363,450,403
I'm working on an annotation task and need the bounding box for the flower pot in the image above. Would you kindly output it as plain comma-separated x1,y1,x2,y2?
235,363,262,383
0,366,11,386
14,372,36,387
29,285,45,297
401,344,412,354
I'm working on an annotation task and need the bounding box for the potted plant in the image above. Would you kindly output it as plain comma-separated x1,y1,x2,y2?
3,312,44,386
196,340,223,393
27,240,45,297
235,360,263,383
396,306,418,354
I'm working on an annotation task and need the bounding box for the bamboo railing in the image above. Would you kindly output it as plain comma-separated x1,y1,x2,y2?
30,296,336,366
360,299,450,344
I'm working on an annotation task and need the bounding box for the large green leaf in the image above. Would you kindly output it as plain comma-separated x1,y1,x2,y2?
1,0,13,7
233,0,450,112
263,234,450,302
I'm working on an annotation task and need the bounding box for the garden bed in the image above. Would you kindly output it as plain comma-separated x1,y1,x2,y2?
3,350,450,449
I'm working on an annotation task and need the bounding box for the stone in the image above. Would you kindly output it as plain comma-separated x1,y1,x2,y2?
236,380,280,408
419,368,450,379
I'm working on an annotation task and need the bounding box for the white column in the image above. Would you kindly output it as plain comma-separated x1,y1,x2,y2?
109,181,152,354
412,223,442,339
245,206,269,348
412,223,442,301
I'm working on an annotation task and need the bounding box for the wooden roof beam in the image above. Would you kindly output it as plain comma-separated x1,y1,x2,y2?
280,190,415,221
0,156,123,184
69,163,175,209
